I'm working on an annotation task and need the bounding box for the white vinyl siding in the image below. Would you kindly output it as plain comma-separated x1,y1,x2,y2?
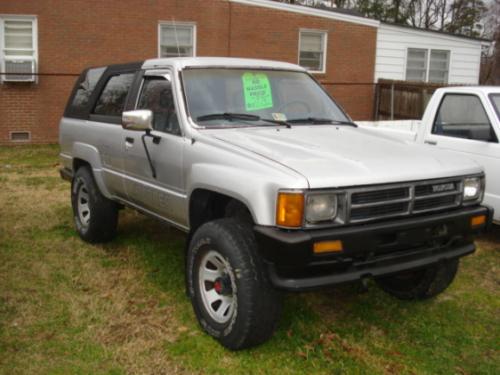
158,22,196,58
0,15,38,82
375,23,484,84
299,30,327,73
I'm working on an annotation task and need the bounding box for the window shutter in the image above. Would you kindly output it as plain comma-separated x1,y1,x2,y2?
301,33,323,52
161,26,192,47
3,20,34,56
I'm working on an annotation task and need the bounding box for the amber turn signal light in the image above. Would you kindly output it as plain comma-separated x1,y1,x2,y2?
471,214,486,227
276,192,304,228
313,240,343,254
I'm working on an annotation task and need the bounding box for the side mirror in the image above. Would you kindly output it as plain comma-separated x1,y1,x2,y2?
122,110,153,131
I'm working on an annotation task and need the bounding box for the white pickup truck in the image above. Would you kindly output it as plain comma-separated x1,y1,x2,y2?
359,87,500,224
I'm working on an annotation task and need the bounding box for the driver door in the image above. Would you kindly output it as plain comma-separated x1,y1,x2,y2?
123,71,188,228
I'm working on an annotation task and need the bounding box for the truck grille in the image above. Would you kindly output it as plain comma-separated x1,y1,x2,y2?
348,178,463,223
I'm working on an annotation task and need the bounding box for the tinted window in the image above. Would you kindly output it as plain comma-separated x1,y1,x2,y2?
490,94,500,121
94,73,135,116
433,94,497,142
137,77,180,135
68,67,105,115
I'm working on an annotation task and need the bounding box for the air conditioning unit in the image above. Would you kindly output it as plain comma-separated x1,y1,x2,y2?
2,57,36,82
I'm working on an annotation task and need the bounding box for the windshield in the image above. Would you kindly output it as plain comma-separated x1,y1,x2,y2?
182,68,349,127
491,94,500,121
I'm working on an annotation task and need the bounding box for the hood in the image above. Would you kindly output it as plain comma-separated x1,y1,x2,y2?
207,125,481,188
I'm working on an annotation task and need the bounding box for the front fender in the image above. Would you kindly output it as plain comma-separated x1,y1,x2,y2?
188,163,298,226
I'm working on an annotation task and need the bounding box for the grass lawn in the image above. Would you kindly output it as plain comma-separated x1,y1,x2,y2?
0,145,499,374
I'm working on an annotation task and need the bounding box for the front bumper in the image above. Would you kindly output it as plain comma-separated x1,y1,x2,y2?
254,205,492,291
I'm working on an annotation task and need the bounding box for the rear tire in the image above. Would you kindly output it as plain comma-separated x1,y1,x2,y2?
376,259,460,300
187,218,282,350
71,166,119,243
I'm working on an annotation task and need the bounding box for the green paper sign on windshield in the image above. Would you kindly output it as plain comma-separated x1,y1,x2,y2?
242,72,273,112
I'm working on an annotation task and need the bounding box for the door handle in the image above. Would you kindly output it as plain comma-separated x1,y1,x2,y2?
125,137,135,144
425,140,437,146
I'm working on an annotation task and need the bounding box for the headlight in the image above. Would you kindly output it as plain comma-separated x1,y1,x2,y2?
463,177,483,202
305,193,338,223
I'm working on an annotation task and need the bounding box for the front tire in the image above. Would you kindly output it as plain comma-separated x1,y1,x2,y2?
376,259,460,300
187,218,282,350
71,166,119,243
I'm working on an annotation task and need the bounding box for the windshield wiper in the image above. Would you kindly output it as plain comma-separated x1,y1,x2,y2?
197,112,261,122
288,117,358,127
196,112,291,128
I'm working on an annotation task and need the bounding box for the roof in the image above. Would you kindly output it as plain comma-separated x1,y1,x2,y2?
382,22,492,43
142,57,307,71
229,0,490,44
228,0,379,28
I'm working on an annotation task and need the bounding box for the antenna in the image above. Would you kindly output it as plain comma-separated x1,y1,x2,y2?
171,17,181,57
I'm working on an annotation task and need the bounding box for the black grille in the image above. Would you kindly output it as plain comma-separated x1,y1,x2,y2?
351,187,409,204
350,202,409,221
347,178,463,223
414,195,459,212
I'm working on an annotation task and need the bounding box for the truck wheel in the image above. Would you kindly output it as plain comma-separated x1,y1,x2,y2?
376,259,459,300
71,166,118,243
187,218,282,350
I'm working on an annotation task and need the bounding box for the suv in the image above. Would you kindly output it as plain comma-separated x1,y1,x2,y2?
59,57,492,350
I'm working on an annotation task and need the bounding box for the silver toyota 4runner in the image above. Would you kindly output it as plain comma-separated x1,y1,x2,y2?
59,57,492,350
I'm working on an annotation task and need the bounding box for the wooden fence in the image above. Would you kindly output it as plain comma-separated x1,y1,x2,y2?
373,80,449,120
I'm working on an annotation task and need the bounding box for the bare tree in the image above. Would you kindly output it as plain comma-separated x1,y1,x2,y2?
480,0,500,84
272,0,496,38
445,0,487,37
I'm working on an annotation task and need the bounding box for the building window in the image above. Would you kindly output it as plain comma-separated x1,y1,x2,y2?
159,22,196,58
406,48,450,83
299,30,327,73
428,50,450,83
406,48,428,82
0,16,38,83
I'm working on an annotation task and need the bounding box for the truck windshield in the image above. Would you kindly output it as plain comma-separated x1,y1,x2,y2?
182,68,349,127
491,94,500,121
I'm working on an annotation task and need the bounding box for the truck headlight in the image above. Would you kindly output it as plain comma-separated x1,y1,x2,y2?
463,177,483,202
305,193,338,223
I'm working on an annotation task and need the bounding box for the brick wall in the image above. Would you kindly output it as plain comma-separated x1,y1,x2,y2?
0,0,377,144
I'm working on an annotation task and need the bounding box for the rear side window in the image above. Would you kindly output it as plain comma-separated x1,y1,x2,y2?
432,94,497,142
93,73,135,117
72,68,105,108
66,67,105,117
